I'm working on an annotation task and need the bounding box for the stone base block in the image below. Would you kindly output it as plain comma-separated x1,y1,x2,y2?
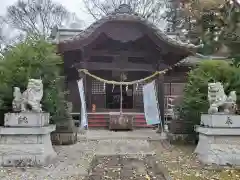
0,145,57,167
0,125,56,135
201,114,240,128
4,112,49,127
195,126,240,166
0,125,56,167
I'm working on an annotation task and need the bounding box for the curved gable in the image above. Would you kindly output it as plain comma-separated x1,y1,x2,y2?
58,4,201,55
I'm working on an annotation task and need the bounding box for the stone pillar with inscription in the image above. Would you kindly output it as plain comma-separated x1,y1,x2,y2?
0,79,56,167
195,82,240,166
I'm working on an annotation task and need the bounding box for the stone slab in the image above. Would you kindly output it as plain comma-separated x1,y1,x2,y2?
0,134,56,166
0,133,54,144
0,135,39,144
195,133,240,165
195,126,240,135
0,125,56,135
1,152,57,167
0,140,53,154
201,114,240,128
4,112,49,127
79,129,163,141
95,140,155,156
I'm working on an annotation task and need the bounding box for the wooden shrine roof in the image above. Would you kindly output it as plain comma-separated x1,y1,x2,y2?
58,4,202,53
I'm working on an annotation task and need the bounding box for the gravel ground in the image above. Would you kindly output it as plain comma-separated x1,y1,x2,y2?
0,141,98,180
150,141,240,180
0,130,167,180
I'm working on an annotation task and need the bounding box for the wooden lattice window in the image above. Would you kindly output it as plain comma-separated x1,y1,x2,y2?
91,80,106,94
134,83,145,95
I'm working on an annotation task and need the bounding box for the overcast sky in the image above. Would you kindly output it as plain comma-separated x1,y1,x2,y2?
0,0,95,27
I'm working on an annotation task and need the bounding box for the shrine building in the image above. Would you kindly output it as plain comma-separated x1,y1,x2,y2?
54,4,201,128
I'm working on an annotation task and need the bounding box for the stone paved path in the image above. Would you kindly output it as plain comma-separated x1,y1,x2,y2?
0,130,166,180
95,139,155,156
78,129,165,141
85,155,166,180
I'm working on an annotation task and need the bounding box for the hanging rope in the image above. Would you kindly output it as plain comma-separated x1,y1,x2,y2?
79,69,160,85
78,59,187,130
78,59,186,85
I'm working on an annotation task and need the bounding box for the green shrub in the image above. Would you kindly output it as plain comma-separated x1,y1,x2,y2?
0,38,69,125
178,60,240,133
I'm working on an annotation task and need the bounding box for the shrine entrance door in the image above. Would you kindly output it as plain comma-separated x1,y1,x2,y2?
106,84,133,109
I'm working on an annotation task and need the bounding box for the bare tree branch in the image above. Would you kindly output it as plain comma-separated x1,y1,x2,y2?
82,0,168,25
0,17,10,51
5,0,76,38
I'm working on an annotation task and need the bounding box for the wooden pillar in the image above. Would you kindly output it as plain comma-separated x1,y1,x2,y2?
155,55,165,125
65,67,81,112
78,70,85,110
81,47,89,111
83,74,88,110
158,74,165,125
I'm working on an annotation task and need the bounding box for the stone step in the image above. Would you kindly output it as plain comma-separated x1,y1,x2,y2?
88,123,108,128
87,114,153,129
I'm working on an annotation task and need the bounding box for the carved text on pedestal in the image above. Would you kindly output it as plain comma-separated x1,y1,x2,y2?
18,116,28,124
226,116,233,126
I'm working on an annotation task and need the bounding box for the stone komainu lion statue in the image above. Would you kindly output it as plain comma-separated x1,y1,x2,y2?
208,82,237,114
12,79,43,113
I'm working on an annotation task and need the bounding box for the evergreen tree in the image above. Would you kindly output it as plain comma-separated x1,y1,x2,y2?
0,38,74,130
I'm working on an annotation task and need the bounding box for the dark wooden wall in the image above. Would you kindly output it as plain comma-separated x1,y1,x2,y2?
65,68,188,113
60,21,192,113
63,58,189,113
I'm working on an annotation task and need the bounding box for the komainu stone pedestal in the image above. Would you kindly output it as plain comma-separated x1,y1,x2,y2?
195,114,240,166
0,112,56,167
